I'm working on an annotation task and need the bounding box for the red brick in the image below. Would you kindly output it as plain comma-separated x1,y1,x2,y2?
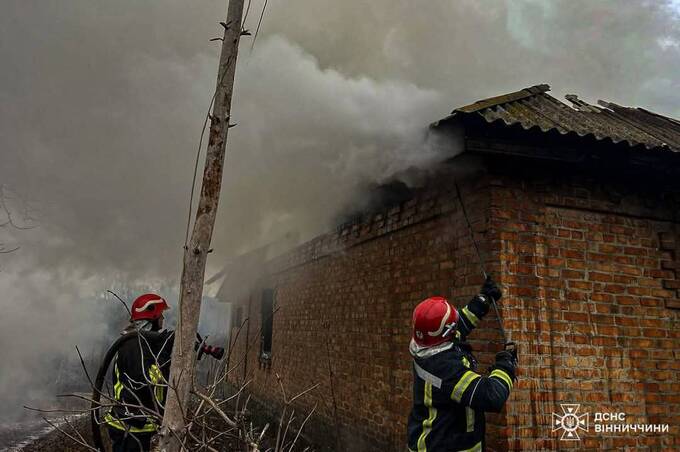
568,280,592,290
563,312,589,322
604,284,626,293
651,288,675,298
615,316,638,326
616,296,639,305
588,271,612,282
561,269,585,279
592,293,614,302
643,329,667,338
599,244,623,254
564,249,584,259
628,287,651,296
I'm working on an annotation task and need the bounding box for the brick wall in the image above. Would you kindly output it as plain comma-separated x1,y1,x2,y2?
489,158,680,451
226,165,511,451
226,154,680,451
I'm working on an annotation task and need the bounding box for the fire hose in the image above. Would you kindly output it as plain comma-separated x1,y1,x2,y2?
90,331,137,451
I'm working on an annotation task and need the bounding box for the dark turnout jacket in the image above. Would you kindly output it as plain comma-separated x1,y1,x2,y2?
105,330,174,433
407,296,515,452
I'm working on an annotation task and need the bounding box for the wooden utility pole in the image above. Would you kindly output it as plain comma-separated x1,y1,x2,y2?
156,0,246,450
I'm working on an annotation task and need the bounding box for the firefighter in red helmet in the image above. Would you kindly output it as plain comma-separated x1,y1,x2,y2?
407,278,517,452
102,294,224,452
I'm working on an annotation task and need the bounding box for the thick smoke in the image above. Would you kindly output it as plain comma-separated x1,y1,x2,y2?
0,0,679,425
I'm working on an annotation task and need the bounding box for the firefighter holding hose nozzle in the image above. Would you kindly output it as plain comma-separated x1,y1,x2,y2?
407,277,517,452
93,294,224,452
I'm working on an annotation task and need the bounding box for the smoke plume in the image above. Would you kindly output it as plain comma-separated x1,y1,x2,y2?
0,0,678,425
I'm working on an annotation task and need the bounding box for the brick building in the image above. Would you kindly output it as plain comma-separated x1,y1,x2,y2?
221,85,680,451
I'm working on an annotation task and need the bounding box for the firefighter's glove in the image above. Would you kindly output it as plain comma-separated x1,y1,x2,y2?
504,342,518,365
480,276,502,304
493,350,517,381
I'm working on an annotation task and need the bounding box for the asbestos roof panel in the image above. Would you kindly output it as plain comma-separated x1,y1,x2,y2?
445,85,680,153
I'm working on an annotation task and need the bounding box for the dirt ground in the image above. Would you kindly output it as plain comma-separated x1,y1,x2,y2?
15,406,317,452
19,417,92,452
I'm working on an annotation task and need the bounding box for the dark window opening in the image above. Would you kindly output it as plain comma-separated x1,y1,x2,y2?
260,289,274,365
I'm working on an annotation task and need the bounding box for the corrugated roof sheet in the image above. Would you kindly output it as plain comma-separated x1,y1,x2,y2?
440,84,680,153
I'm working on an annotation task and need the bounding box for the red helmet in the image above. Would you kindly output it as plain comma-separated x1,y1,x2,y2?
130,293,169,321
412,296,459,347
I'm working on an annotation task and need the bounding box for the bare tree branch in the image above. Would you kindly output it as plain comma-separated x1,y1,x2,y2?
107,290,132,317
